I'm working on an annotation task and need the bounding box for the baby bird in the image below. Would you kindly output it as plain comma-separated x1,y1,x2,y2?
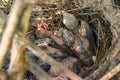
79,20,96,55
62,11,78,30
79,20,93,38
62,29,74,47
61,57,81,74
35,21,52,39
72,20,95,66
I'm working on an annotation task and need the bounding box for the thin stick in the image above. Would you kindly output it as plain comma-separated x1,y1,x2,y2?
0,0,28,71
100,63,120,80
8,2,33,80
0,72,7,80
27,62,53,80
26,54,53,80
85,39,120,80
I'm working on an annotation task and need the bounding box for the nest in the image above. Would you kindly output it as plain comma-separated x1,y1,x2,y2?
25,0,114,79
1,0,118,80
29,0,112,62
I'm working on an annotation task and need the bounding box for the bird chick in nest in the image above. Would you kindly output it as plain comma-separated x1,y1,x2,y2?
78,20,96,55
35,21,52,39
62,11,78,30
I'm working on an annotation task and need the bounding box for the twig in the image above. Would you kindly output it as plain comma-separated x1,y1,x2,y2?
0,72,7,80
27,62,53,80
26,54,52,80
0,10,7,34
15,32,83,80
85,39,120,80
33,8,58,12
8,2,33,80
8,38,27,80
100,63,120,80
0,0,28,71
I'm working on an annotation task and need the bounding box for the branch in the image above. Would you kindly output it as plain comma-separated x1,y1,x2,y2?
0,0,28,71
26,54,53,80
85,39,120,80
0,72,7,80
8,1,33,80
27,62,53,80
0,10,7,33
100,63,120,80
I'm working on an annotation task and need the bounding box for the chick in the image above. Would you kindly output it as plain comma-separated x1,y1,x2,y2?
54,28,64,37
61,57,81,74
73,20,95,66
73,35,93,66
71,21,95,66
79,20,96,55
34,38,51,46
62,29,74,47
79,20,93,38
62,11,78,30
35,21,52,39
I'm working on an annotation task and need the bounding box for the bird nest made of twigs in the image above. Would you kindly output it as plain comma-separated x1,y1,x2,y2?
1,0,114,79
26,0,113,79
29,0,113,63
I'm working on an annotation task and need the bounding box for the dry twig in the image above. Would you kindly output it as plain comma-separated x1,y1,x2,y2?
8,1,33,80
85,39,120,80
27,62,53,80
100,63,120,80
0,0,27,72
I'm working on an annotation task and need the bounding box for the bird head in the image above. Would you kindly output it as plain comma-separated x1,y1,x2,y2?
61,10,68,17
79,20,92,38
37,21,47,32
